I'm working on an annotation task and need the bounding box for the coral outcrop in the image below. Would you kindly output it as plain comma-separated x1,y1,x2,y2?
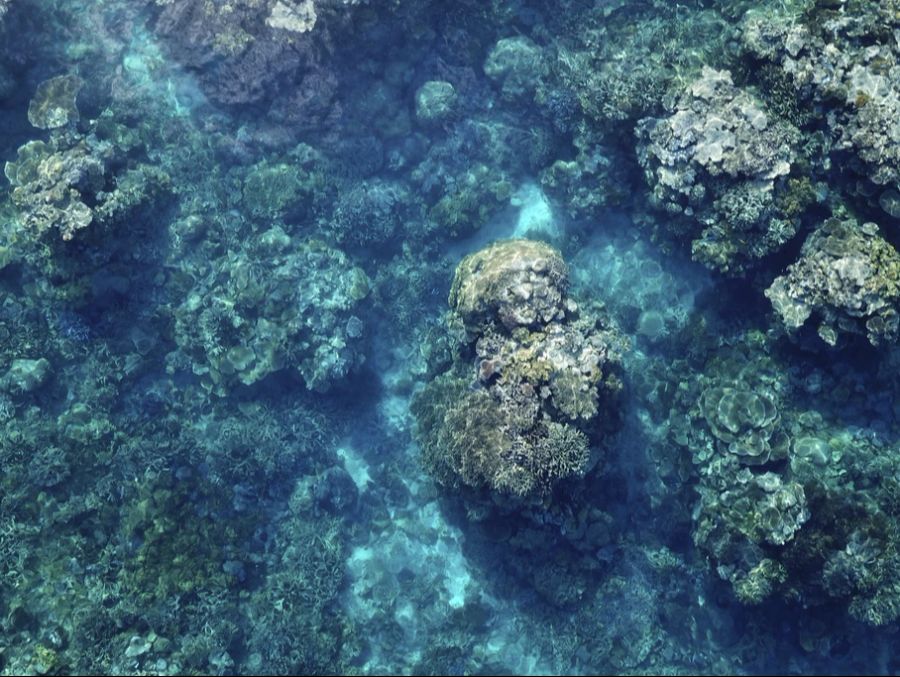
636,67,806,274
741,3,900,193
172,229,370,395
413,239,624,499
766,217,900,347
5,79,170,243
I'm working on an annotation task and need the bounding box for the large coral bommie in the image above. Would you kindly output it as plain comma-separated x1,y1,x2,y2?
413,239,625,499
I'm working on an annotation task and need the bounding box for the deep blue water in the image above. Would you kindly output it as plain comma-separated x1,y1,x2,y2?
3,0,900,674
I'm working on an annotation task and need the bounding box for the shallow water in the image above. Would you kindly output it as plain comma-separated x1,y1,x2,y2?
2,0,900,674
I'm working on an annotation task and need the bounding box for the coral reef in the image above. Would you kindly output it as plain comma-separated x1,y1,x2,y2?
414,239,624,499
172,230,370,394
5,138,102,241
539,125,631,219
149,0,359,136
415,80,459,126
741,1,900,194
636,67,806,274
10,0,900,673
553,3,732,125
27,74,82,129
484,36,548,101
5,87,170,244
327,178,419,250
766,216,900,347
649,330,900,627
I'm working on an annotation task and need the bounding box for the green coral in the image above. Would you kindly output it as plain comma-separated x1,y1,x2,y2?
417,377,517,492
241,160,307,221
4,139,100,241
27,74,82,129
415,80,458,125
425,164,512,239
483,36,548,101
414,374,591,497
733,558,788,604
119,473,244,603
28,644,60,675
700,385,786,465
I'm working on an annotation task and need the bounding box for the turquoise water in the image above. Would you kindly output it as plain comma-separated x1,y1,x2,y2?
2,0,900,673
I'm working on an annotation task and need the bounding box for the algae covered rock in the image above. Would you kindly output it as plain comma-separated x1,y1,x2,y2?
150,0,354,138
766,217,900,346
414,239,624,499
241,161,306,221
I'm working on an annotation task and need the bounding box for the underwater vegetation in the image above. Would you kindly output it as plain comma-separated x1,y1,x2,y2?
5,0,900,674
